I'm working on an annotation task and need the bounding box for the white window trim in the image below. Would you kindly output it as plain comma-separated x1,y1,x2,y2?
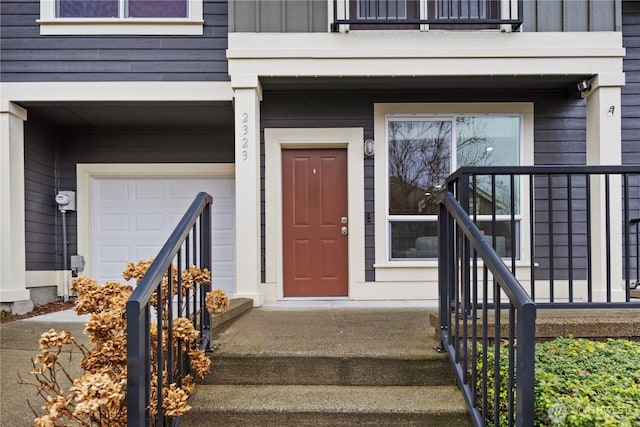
373,103,534,279
385,113,524,262
38,0,204,35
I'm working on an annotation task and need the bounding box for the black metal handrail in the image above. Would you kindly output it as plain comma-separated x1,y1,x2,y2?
439,190,536,427
331,0,523,32
446,165,640,307
126,192,212,427
438,165,640,426
631,217,640,290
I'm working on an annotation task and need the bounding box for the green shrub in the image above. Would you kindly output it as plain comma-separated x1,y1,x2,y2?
478,337,640,426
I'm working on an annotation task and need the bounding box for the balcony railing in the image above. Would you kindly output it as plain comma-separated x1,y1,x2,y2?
331,0,523,32
438,165,640,426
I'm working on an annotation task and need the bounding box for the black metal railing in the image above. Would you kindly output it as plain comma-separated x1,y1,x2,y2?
331,0,523,32
631,217,640,290
438,189,536,426
438,165,640,426
126,192,213,427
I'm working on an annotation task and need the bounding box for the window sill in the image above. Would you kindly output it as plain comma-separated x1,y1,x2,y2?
374,261,438,269
37,18,204,35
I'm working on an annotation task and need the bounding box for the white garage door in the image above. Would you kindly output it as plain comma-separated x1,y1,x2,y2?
93,177,236,295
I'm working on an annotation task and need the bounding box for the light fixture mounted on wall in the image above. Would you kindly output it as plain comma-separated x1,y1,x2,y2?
607,106,615,117
577,79,591,93
364,139,375,157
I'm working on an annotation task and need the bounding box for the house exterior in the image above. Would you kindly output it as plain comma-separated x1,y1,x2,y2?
0,0,637,313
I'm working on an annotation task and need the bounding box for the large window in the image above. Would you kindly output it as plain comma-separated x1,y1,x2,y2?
387,114,521,260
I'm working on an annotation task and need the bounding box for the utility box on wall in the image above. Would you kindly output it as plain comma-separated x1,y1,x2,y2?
55,191,76,211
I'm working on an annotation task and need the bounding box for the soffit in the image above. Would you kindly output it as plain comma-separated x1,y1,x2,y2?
22,101,234,129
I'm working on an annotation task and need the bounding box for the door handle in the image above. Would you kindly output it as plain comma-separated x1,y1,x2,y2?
341,226,348,236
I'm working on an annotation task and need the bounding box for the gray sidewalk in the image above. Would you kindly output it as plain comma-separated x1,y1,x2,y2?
0,311,88,427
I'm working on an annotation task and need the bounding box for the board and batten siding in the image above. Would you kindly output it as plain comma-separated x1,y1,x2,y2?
623,0,640,165
229,0,622,33
260,88,588,282
0,1,229,82
622,1,640,280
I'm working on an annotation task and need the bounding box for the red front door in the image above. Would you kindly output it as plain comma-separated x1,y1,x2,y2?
282,149,349,297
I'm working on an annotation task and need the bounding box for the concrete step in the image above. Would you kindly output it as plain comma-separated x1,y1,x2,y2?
205,352,454,386
188,307,470,426
430,307,640,340
211,297,253,330
207,306,454,386
181,384,470,427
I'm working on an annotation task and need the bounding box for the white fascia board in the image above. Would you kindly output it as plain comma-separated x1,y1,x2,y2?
1,82,233,108
228,32,625,59
227,32,625,78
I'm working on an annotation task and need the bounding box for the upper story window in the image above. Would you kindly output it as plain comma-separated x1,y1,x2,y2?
57,0,187,18
38,0,204,35
333,0,521,32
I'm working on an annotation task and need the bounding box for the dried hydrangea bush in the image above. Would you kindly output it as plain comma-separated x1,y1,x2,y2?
19,260,228,427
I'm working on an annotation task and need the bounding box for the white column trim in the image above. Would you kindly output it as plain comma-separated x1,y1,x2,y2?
0,102,29,303
585,83,624,301
232,82,263,306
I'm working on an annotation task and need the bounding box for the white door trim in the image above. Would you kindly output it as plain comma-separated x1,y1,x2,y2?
77,163,234,279
263,128,365,301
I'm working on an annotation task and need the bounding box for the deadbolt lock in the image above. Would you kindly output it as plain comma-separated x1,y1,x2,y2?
341,216,348,224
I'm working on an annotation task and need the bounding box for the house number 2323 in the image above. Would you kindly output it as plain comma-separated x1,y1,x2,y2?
241,113,249,161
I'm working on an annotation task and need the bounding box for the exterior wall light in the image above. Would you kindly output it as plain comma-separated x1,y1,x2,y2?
607,106,615,117
364,139,375,157
577,80,591,93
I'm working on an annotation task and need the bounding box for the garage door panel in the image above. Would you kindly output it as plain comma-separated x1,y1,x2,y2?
134,180,165,200
93,176,236,296
95,180,129,203
96,213,129,232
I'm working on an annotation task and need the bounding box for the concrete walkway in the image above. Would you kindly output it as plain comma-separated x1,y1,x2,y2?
0,301,439,426
0,312,89,427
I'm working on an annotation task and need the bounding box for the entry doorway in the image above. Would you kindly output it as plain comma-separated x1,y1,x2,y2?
282,149,349,297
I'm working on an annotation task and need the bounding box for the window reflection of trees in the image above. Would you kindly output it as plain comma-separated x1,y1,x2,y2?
388,120,451,215
389,118,502,216
458,117,519,216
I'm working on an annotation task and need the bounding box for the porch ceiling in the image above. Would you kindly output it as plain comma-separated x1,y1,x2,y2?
21,101,234,129
259,75,594,93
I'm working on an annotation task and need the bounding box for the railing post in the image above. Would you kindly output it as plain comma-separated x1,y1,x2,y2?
438,199,451,348
126,301,148,427
459,173,471,317
201,202,212,340
516,303,536,427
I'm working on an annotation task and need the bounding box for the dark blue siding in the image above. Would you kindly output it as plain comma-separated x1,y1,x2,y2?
24,116,59,270
22,117,234,271
0,0,228,82
260,88,587,282
622,1,640,280
623,0,640,165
